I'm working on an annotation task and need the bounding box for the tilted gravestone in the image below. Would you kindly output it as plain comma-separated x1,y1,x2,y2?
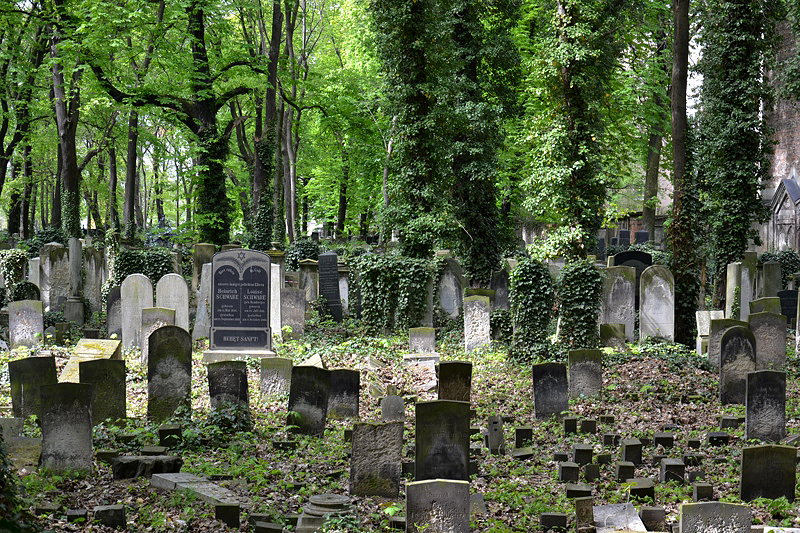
745,370,786,442
121,274,154,348
156,273,190,332
106,286,122,339
260,357,293,397
740,444,796,502
719,326,756,405
438,361,472,403
349,421,403,497
8,299,43,348
415,400,470,481
532,363,568,419
9,356,57,420
317,252,342,322
748,311,786,370
568,350,602,399
639,265,674,341
708,318,748,368
695,310,725,356
140,307,176,366
79,359,126,425
679,502,750,533
777,289,797,324
147,326,192,423
327,369,359,419
287,366,330,436
463,295,490,352
610,250,652,310
406,479,469,533
40,383,93,472
601,266,636,341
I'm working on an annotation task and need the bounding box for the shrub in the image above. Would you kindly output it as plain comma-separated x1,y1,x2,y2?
557,259,602,350
285,239,321,271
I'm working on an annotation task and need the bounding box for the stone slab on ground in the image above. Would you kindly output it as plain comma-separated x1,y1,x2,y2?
59,339,122,383
593,503,647,533
150,473,239,505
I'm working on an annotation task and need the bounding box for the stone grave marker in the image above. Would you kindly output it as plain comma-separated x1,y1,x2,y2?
778,289,797,324
617,229,631,248
148,326,192,423
601,266,636,341
600,323,626,351
406,479,469,533
83,246,104,314
708,318,748,368
27,257,39,288
640,265,674,341
338,263,350,317
59,338,122,383
409,327,436,354
192,263,212,341
121,274,153,348
532,363,568,419
349,421,403,497
192,242,215,292
749,296,782,315
106,286,122,339
64,237,84,325
679,502,750,533
740,251,758,322
260,357,292,397
695,310,724,356
490,267,510,311
720,326,756,404
568,349,602,399
381,395,405,422
207,360,250,428
609,250,652,310
487,415,505,455
763,260,782,298
740,444,796,502
140,307,176,365
317,252,342,322
327,369,359,419
415,400,470,481
40,383,93,472
438,361,472,403
287,366,331,436
266,249,285,338
79,359,126,425
281,287,306,339
634,230,649,244
9,356,57,419
726,261,742,319
298,258,319,315
156,273,190,332
40,242,69,312
745,370,786,442
748,311,786,370
8,299,43,348
438,258,464,319
464,295,490,351
593,503,647,533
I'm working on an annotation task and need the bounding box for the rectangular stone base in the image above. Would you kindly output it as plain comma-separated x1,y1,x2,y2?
202,349,275,364
402,354,440,366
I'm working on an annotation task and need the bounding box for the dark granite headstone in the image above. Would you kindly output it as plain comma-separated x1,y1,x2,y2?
618,230,631,249
740,444,796,502
9,356,57,420
634,231,649,244
438,361,472,403
568,349,602,398
147,326,192,423
490,269,510,311
610,250,653,310
532,363,568,419
720,326,756,405
211,249,270,350
40,383,93,472
777,289,797,324
207,360,250,429
745,370,786,442
327,369,359,419
317,252,342,322
415,400,470,481
79,359,126,425
287,366,331,436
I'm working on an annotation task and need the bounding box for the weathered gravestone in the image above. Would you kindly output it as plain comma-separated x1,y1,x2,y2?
762,260,782,298
726,262,742,319
463,295,490,352
60,338,122,383
438,361,472,403
40,242,69,312
64,237,84,325
381,395,405,422
317,252,342,322
532,363,568,419
106,286,122,339
740,251,758,322
121,274,154,348
140,307,176,365
156,273,190,332
610,250,652,310
406,479,469,533
327,369,359,419
79,359,126,425
192,243,216,292
298,259,318,313
720,326,756,404
708,318,748,368
192,263,212,341
415,400,470,481
207,361,251,428
600,323,626,351
9,356,57,419
490,268,511,311
617,229,631,249
487,415,505,455
8,299,43,348
83,247,104,314
40,383,93,472
349,421,403,497
748,312,786,370
640,265,674,341
740,444,796,502
438,258,464,319
260,357,292,397
592,503,647,533
749,296,782,315
568,350,602,399
287,366,330,436
695,310,725,356
148,326,192,423
745,370,786,442
601,266,636,341
778,289,798,324
409,327,436,354
281,287,306,339
679,502,750,533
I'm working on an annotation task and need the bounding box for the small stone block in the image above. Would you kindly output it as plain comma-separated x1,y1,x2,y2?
707,432,729,446
572,443,593,466
688,470,705,483
693,482,713,502
402,461,414,476
627,477,655,501
682,453,703,466
565,483,592,498
564,416,578,435
639,506,666,532
599,415,615,425
719,415,741,429
603,433,620,447
615,461,635,481
579,419,597,434
35,502,59,515
558,462,580,482
158,424,182,447
660,458,685,483
93,505,126,529
653,432,674,448
141,446,168,456
584,464,600,482
67,509,88,523
215,503,240,528
687,438,702,449
254,522,284,533
512,447,534,460
96,449,120,464
639,437,652,447
597,453,611,465
662,423,680,431
388,515,405,531
540,512,568,531
553,452,569,462
515,426,533,448
620,438,643,465
344,429,353,442
651,454,666,467
248,514,270,527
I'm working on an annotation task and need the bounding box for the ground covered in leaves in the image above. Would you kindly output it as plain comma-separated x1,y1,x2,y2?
2,322,800,532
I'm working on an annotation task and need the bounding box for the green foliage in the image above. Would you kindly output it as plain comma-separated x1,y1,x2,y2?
0,249,29,300
490,309,513,344
286,239,322,271
349,253,435,333
9,281,40,303
21,227,68,258
249,191,274,252
509,259,555,360
0,434,37,532
557,260,602,350
759,250,800,290
113,248,175,286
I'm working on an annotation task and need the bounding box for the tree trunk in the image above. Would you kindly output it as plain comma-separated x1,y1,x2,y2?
123,110,139,238
335,144,349,239
109,145,119,229
52,142,62,227
8,162,21,235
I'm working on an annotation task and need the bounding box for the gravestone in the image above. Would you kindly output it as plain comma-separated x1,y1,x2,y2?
600,266,636,341
726,262,742,319
266,248,286,339
156,273,190,332
415,400,470,481
27,257,40,288
748,312,786,370
40,242,69,312
192,243,216,291
634,230,649,244
338,263,350,317
617,229,630,249
79,359,126,425
64,237,84,325
192,263,212,341
679,502,750,533
740,444,796,502
600,323,626,351
708,318,748,368
438,361,472,403
381,395,405,422
740,251,758,322
568,350,602,399
298,259,318,313
438,258,464,319
490,268,511,311
749,297,782,315
327,369,359,419
695,310,725,355
409,327,436,354
406,479,469,533
487,415,505,454
8,299,43,348
140,307,176,365
60,338,122,383
745,370,786,442
463,295,490,351
281,287,306,339
592,503,647,533
121,274,154,348
640,265,674,341
106,286,122,339
287,366,331,436
260,357,293,397
40,383,93,472
532,363,568,419
610,251,652,310
719,326,756,405
148,326,192,423
597,237,606,258
763,260,782,297
207,361,250,428
777,289,797,324
84,247,105,314
9,356,57,419
349,421,403,497
317,252,342,322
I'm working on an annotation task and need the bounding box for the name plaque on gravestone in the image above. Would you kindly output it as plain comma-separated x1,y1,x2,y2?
210,250,271,350
318,252,342,323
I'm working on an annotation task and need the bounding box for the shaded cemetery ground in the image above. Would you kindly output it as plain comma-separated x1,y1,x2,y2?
3,322,800,532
